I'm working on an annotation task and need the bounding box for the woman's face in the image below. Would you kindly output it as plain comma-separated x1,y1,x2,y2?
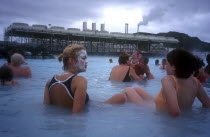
75,50,88,72
166,60,175,75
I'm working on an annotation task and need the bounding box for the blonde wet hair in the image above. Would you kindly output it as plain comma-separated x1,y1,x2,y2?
11,53,25,66
58,44,85,70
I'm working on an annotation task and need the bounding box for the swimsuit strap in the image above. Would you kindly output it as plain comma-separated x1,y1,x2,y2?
48,75,76,99
123,66,132,82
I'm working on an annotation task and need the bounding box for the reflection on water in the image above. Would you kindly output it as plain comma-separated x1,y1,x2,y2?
1,56,210,137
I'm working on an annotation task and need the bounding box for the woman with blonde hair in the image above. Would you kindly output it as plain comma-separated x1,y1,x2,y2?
43,44,89,113
6,53,32,78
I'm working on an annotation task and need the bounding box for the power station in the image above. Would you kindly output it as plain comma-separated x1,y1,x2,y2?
3,22,179,55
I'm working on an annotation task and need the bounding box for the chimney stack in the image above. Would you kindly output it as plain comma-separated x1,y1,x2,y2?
92,23,96,31
83,22,87,31
125,23,128,34
101,24,105,31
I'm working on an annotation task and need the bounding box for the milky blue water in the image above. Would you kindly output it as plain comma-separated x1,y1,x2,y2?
0,54,210,137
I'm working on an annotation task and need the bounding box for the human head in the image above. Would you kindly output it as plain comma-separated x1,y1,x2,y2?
58,44,86,71
118,52,130,65
109,58,113,63
155,59,159,65
166,48,201,78
137,50,142,54
0,65,13,85
139,57,149,65
162,58,167,65
206,54,210,65
11,53,25,66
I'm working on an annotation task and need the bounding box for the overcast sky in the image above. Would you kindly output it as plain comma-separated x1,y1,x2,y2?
1,0,210,42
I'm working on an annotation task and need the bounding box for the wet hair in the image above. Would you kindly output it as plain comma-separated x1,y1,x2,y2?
143,57,149,65
58,44,85,70
139,57,149,65
109,58,113,63
167,48,202,79
0,65,13,85
155,59,159,65
118,52,130,64
11,53,25,66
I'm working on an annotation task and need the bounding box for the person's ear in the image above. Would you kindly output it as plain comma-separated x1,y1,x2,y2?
68,58,75,65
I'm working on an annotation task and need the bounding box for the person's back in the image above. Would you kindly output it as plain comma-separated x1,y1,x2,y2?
110,65,131,81
8,64,31,78
47,73,87,108
155,75,198,110
8,53,32,78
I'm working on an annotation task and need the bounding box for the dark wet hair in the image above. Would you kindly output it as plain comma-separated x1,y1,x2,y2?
143,57,149,65
118,52,129,64
167,48,201,79
155,59,159,65
0,65,13,85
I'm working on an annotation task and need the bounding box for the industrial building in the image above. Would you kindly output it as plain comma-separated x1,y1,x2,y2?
3,22,179,55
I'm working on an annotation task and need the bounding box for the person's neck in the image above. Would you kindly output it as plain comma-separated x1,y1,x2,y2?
64,68,78,75
176,75,193,81
120,64,129,66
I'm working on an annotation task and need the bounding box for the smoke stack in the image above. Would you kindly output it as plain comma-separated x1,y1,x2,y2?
92,23,96,31
137,24,140,33
101,24,105,31
125,23,128,34
83,21,87,31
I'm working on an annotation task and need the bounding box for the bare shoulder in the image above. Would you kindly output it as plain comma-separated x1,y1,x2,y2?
161,75,175,84
193,77,203,89
45,79,51,86
22,66,31,70
161,75,173,81
73,76,87,83
112,65,119,69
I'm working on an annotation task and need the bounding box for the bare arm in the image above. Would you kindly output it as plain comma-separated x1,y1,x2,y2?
161,76,181,117
196,79,210,108
72,76,88,113
22,66,32,78
145,65,154,79
43,80,50,104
